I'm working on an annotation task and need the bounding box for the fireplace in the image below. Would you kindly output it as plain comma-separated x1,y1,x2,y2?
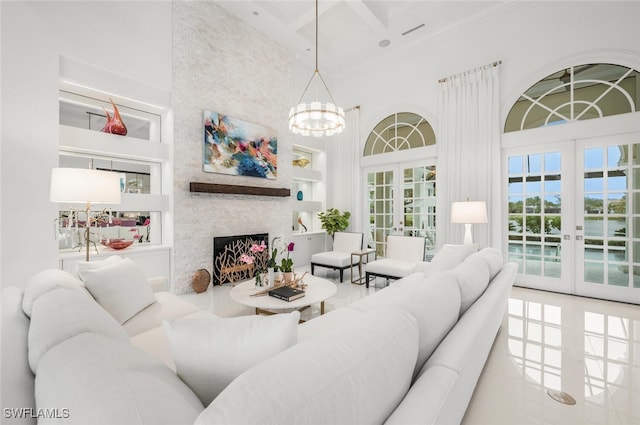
213,233,269,285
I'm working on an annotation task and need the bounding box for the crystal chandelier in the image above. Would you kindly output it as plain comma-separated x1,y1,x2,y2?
288,0,345,137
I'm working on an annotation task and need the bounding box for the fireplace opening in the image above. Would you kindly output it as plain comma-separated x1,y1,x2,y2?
213,233,269,285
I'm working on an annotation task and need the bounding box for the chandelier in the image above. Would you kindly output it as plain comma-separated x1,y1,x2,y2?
288,0,345,137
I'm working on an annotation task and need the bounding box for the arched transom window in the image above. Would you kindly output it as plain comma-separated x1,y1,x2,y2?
364,112,435,156
505,63,640,133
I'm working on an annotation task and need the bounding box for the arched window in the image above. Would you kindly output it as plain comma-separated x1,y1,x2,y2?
364,112,435,156
505,63,640,133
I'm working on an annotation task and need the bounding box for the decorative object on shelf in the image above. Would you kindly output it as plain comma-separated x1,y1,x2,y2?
292,157,310,168
288,0,345,137
50,168,122,261
191,269,211,293
100,239,133,250
203,111,277,179
100,98,128,136
451,199,488,245
296,190,303,201
297,216,308,233
317,208,351,238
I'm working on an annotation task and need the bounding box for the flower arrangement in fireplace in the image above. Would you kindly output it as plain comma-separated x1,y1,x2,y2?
240,241,270,286
240,237,295,286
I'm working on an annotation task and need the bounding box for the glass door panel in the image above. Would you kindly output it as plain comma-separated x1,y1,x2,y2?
576,136,640,303
366,162,436,258
505,144,573,293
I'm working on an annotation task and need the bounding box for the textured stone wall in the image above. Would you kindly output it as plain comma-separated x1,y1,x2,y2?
172,1,293,293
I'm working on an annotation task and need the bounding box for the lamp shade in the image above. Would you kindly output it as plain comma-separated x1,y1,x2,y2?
50,168,121,204
451,201,488,224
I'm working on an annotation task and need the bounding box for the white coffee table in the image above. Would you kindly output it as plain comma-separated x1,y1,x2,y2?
230,274,337,318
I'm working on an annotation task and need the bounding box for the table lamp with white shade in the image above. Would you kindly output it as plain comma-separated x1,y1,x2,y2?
50,168,122,261
451,200,488,245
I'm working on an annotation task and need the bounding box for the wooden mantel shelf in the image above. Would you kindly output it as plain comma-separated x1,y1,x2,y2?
189,182,291,197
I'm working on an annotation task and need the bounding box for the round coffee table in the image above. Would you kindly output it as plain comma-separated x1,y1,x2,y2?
230,274,337,319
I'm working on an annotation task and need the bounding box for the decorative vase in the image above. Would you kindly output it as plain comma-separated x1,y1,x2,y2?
296,190,303,201
267,267,275,288
282,271,293,284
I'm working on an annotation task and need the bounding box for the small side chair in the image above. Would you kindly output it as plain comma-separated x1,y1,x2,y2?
310,232,363,282
365,235,426,287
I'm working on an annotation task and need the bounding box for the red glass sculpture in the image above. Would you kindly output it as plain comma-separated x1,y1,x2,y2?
101,98,127,136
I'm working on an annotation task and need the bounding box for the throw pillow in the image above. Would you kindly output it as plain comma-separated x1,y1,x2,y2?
79,258,156,324
163,311,300,405
75,255,123,276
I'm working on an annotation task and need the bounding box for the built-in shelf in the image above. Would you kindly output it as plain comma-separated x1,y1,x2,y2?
189,182,291,197
292,168,322,182
293,200,323,212
59,125,169,162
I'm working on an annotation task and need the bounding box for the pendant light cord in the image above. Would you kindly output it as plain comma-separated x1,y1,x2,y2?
295,0,337,105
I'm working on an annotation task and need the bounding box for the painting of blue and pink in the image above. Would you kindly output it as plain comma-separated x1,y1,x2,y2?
203,111,277,179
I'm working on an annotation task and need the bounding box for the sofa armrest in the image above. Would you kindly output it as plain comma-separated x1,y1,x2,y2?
148,276,168,293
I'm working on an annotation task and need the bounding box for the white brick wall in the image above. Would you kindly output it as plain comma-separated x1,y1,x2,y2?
172,1,293,294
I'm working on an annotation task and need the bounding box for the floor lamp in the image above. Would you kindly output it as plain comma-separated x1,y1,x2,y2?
50,168,122,261
451,200,488,245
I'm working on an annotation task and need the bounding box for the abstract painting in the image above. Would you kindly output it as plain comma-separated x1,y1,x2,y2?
203,111,277,179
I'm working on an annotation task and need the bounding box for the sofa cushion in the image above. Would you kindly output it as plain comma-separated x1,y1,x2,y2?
310,251,352,268
297,306,364,342
423,243,478,275
474,247,504,280
79,257,156,324
350,283,460,378
392,272,426,289
164,311,300,406
2,287,36,425
196,305,419,425
451,254,491,316
366,258,417,278
122,291,200,337
28,288,129,373
131,311,218,372
384,364,460,425
22,269,86,318
35,333,203,425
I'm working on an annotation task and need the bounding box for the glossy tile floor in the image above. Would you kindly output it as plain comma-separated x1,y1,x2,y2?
180,267,640,425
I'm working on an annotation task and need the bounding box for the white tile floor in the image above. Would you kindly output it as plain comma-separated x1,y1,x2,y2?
179,266,640,425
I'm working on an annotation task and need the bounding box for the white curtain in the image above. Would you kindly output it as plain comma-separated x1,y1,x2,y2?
326,108,361,233
436,64,501,249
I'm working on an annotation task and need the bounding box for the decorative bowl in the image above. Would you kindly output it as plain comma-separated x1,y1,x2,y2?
101,239,134,250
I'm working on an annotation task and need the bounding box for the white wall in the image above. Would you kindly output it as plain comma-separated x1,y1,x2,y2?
171,2,293,293
325,1,640,234
0,1,172,287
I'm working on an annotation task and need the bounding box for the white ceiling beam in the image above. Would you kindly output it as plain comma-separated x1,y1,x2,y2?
345,0,388,35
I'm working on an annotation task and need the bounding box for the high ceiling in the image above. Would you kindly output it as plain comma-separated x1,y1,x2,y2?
215,1,512,76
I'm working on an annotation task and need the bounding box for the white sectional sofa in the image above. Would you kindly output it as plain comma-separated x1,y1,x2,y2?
1,247,517,425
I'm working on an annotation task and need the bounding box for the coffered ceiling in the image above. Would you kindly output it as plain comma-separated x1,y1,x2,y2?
215,1,512,76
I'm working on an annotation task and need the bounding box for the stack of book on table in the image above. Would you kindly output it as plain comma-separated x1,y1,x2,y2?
268,286,305,302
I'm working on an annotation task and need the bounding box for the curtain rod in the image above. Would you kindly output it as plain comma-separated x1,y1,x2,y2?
438,60,502,84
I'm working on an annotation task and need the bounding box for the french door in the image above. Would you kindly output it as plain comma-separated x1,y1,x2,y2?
505,132,640,304
364,161,436,258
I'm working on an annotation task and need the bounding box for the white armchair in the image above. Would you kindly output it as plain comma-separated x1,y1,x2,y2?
365,235,426,288
310,232,363,282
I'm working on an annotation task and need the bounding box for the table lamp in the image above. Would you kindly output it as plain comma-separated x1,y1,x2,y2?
451,200,488,245
50,168,122,261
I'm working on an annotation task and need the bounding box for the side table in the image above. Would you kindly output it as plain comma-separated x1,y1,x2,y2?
350,248,377,285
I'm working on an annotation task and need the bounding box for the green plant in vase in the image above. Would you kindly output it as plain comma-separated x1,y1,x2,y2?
317,208,351,238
